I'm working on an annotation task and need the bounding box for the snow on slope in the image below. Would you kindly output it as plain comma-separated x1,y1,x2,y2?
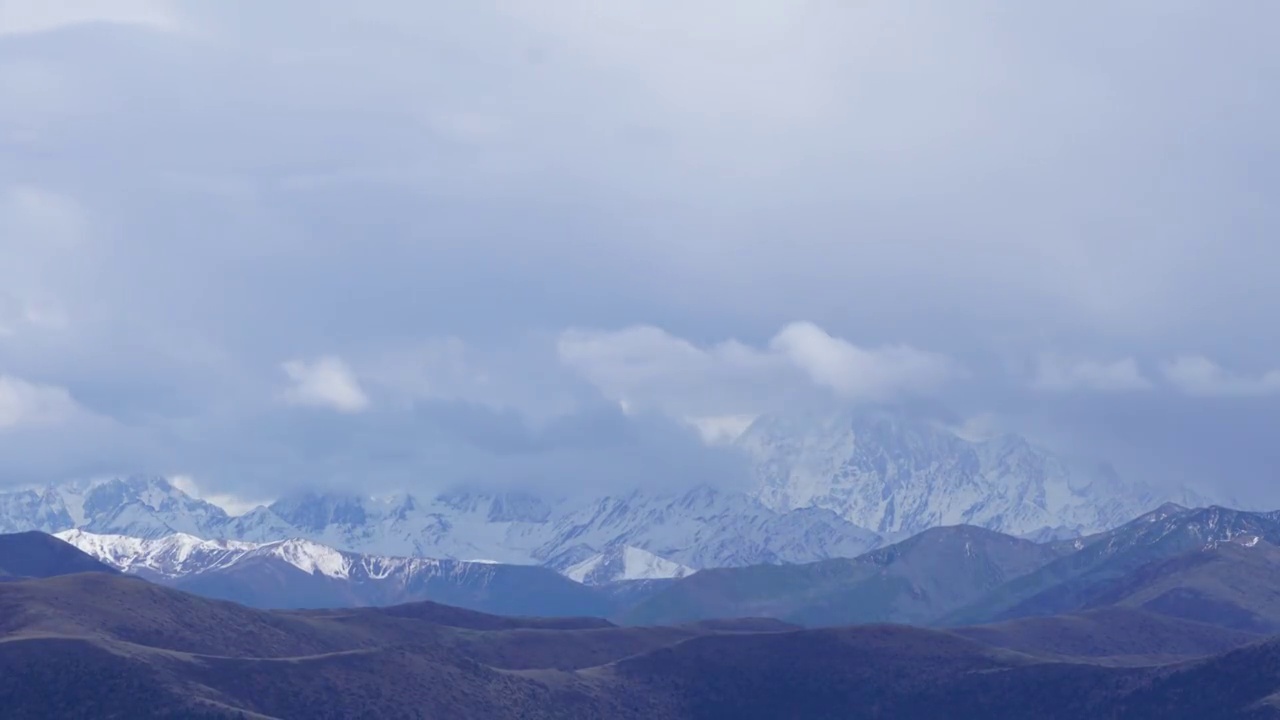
54,529,255,578
564,545,696,584
56,529,482,582
3,476,230,538
265,538,352,578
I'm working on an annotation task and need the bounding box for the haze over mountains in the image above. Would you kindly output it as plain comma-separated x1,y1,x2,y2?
0,411,1215,583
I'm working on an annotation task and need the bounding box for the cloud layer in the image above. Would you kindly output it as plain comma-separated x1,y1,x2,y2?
2,1,1280,504
280,357,370,413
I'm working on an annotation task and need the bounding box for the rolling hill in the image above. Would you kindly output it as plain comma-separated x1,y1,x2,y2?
1,571,1275,718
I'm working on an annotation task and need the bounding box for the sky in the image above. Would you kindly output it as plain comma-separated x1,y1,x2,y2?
2,1,1280,506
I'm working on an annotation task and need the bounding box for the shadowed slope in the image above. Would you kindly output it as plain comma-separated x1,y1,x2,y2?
623,525,1066,626
0,532,117,579
945,507,1280,626
1080,539,1280,632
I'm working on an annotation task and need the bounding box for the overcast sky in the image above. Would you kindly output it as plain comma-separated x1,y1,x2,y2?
2,1,1279,506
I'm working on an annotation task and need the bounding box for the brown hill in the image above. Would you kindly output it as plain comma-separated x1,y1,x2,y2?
2,572,1277,719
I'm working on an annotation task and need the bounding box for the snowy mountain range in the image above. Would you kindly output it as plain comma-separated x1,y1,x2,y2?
0,410,1216,576
54,529,615,616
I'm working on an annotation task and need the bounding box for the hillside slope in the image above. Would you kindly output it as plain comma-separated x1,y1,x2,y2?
623,525,1068,626
1,573,1274,719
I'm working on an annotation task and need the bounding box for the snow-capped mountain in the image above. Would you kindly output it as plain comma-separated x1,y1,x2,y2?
530,486,881,571
10,477,879,573
0,476,230,538
54,529,613,616
738,410,1216,541
221,483,884,572
0,410,1218,573
53,528,256,578
56,528,489,583
564,545,696,584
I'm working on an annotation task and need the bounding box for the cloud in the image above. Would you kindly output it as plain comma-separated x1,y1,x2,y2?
1,2,1280,505
280,356,370,413
158,395,750,498
0,375,82,429
558,322,955,421
769,321,957,401
168,474,263,516
1161,356,1280,398
686,414,759,445
0,375,150,483
1031,355,1152,393
557,325,780,416
0,186,82,344
0,0,179,36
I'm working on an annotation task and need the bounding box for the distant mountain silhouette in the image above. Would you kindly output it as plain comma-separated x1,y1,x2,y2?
622,524,1068,626
944,505,1280,626
0,532,116,579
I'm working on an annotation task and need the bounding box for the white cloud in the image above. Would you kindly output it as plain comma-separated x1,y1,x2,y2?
558,324,789,421
1,1,1279,503
686,414,758,445
279,356,370,413
559,325,773,394
1161,356,1280,398
1031,354,1152,393
169,474,264,516
0,0,179,36
558,321,956,423
947,413,1004,442
0,374,81,429
769,321,956,401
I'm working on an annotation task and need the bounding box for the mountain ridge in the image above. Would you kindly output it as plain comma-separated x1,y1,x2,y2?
52,529,619,616
0,411,1218,574
942,504,1280,626
621,523,1072,627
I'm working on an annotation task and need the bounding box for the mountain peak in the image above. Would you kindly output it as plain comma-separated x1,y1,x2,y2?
269,492,371,531
258,538,353,579
740,408,1198,540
